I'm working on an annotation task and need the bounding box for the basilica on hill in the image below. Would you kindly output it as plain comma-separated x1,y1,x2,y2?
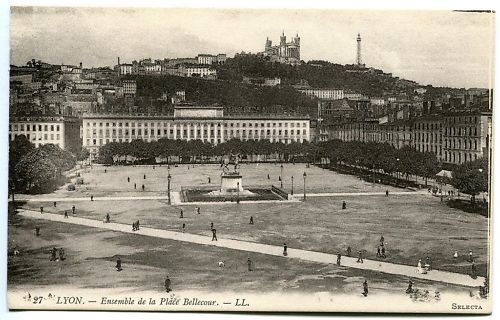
261,32,301,65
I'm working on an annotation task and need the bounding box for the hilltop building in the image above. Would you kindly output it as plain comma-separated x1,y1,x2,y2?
261,32,301,65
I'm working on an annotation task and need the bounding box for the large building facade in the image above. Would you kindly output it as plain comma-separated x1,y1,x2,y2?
262,33,301,65
9,115,81,151
81,105,311,155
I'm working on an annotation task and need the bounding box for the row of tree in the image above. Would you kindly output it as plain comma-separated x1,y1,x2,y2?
9,135,77,194
96,138,314,164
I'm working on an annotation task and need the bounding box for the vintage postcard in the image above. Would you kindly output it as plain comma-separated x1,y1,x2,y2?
7,6,494,313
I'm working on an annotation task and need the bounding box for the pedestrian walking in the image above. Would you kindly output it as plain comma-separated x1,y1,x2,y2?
35,226,40,236
283,243,288,256
468,250,474,263
342,201,347,210
144,174,146,179
127,177,130,182
197,207,201,214
346,246,352,257
71,205,76,214
106,213,110,223
90,195,94,201
182,223,186,233
40,206,43,214
165,276,172,292
104,169,107,173
471,262,477,278
212,228,217,241
425,256,432,271
208,177,211,183
50,247,57,261
249,216,254,225
357,250,363,263
53,201,57,207
406,280,413,294
362,280,368,297
132,222,136,231
116,257,122,271
58,248,65,261
180,209,183,219
134,183,137,189
267,174,270,180
379,235,385,247
64,211,68,218
141,184,145,191
135,220,140,230
385,190,389,197
336,253,341,266
247,258,253,271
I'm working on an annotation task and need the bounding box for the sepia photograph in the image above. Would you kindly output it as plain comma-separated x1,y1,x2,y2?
4,3,496,314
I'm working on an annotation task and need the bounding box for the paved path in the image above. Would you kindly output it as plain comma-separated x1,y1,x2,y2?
17,209,484,288
13,190,430,204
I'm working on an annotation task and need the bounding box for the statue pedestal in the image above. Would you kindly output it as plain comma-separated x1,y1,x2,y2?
221,173,243,192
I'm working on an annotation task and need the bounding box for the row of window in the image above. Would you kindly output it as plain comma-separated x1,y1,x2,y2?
444,151,479,164
444,116,479,124
444,138,479,151
86,121,308,128
9,133,61,141
86,128,308,138
10,124,61,132
414,123,442,130
86,137,305,146
444,126,478,137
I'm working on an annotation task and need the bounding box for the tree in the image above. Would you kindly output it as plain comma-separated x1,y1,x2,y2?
451,158,488,203
15,149,58,193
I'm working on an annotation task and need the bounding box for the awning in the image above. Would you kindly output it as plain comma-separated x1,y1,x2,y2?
436,170,452,178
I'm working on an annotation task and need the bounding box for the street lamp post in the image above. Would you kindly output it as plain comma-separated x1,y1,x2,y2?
167,173,172,205
291,176,294,195
280,164,284,189
303,172,307,200
237,182,240,204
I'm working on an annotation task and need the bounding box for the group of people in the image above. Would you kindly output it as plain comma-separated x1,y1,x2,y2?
49,247,65,261
132,220,140,231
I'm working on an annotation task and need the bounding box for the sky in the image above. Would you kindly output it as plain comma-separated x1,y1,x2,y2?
9,7,495,89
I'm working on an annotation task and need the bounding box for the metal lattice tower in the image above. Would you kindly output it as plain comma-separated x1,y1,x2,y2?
356,33,362,66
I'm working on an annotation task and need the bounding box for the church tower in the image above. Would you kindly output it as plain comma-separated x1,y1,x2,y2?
356,33,363,66
280,31,286,45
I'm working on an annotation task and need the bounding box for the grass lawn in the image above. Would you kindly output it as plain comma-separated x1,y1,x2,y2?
8,215,471,295
10,164,489,294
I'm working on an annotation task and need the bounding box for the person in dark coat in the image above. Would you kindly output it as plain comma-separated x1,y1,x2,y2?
106,213,110,223
342,201,347,210
90,195,94,201
406,280,413,294
283,243,288,256
127,177,130,182
134,183,137,189
212,229,217,241
357,250,364,263
385,190,389,197
180,210,184,218
346,246,352,257
64,211,68,218
58,248,65,261
35,226,40,236
362,280,368,297
116,257,122,271
247,258,253,271
53,201,57,207
336,253,341,266
208,177,211,183
165,276,172,292
144,174,146,179
50,247,57,261
249,216,254,225
182,223,186,233
141,184,145,191
40,206,44,214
